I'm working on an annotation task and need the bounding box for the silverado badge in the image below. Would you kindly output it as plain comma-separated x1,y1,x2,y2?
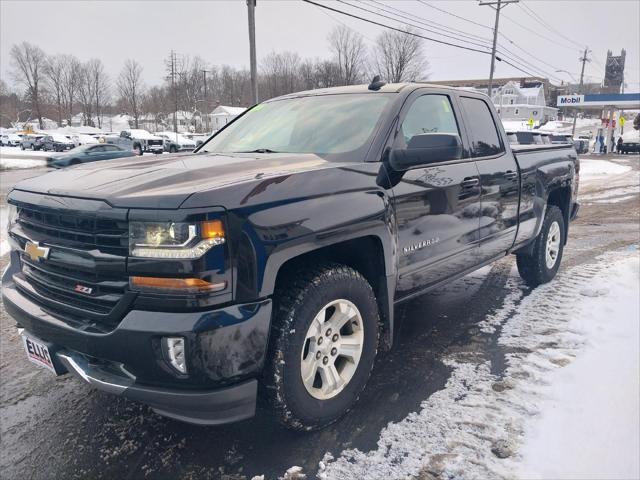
24,241,50,262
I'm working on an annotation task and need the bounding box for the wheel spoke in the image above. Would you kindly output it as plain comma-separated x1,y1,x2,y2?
301,356,319,389
337,336,362,361
329,302,356,331
305,313,325,341
320,364,343,394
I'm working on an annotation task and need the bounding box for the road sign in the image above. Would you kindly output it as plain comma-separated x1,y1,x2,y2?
620,116,626,127
527,116,534,128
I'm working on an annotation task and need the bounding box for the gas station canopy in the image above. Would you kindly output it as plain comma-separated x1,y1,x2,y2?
557,93,640,108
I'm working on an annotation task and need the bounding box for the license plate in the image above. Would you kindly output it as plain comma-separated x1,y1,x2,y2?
21,334,59,375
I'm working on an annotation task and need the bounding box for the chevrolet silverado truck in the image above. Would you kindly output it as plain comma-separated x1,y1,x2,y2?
3,81,579,430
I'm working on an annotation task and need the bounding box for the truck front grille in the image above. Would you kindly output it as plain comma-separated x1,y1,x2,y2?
10,199,134,329
18,205,128,256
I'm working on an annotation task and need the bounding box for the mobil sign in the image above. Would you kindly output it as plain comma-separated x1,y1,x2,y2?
557,95,585,106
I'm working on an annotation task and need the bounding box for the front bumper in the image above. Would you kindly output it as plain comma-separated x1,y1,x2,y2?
55,349,258,425
3,264,272,425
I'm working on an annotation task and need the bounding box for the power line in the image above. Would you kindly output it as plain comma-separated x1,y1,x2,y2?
335,0,492,52
302,0,491,55
500,10,581,52
302,0,541,78
369,0,493,45
414,0,565,82
519,1,584,50
337,0,560,81
345,0,561,82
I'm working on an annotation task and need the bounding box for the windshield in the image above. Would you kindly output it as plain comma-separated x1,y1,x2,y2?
199,93,393,157
68,144,93,153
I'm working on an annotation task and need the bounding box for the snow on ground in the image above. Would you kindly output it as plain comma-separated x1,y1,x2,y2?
517,253,640,479
318,249,640,480
580,158,632,180
0,147,48,170
578,158,639,204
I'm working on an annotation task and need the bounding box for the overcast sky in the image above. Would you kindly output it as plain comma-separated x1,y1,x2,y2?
1,0,638,92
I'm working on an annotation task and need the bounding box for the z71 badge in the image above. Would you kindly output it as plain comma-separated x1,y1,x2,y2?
403,237,440,254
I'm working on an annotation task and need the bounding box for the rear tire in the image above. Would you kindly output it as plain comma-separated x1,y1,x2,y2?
516,205,565,287
264,263,380,430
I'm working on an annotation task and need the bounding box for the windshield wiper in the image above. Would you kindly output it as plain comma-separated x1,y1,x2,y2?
236,148,279,154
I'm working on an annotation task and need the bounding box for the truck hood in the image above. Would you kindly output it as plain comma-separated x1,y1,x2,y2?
12,152,337,209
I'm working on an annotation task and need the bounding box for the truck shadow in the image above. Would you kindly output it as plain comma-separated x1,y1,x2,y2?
49,260,515,480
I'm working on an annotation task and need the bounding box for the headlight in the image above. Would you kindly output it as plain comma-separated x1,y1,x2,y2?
7,204,19,233
129,220,225,259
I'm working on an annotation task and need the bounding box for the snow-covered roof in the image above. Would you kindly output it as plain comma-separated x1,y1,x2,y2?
210,106,246,116
127,129,162,140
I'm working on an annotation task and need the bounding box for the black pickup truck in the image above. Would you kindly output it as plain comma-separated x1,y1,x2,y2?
3,82,579,430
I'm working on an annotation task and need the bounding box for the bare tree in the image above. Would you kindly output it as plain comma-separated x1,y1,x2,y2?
260,51,302,99
372,27,428,83
117,59,144,128
329,25,366,85
61,55,82,126
87,59,109,128
44,55,66,126
10,42,47,129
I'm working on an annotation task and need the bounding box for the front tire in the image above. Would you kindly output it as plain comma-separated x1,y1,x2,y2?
516,205,565,287
264,263,379,430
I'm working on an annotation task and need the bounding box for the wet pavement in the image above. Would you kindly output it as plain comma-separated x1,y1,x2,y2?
1,154,638,479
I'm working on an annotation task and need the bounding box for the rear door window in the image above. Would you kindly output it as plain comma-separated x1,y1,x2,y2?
460,97,504,157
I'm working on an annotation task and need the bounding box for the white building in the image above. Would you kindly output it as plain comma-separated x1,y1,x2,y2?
209,106,246,131
492,81,558,123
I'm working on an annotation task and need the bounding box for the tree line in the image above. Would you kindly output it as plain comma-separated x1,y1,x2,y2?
1,25,428,131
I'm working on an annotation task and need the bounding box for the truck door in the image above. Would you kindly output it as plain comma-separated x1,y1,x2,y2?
389,92,482,300
458,96,519,260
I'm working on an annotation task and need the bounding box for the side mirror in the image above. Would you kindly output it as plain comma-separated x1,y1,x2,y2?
389,133,463,171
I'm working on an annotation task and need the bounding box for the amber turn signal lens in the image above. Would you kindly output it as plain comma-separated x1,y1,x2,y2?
130,276,226,292
201,220,224,239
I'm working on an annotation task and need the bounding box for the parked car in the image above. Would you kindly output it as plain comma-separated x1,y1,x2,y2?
105,129,164,154
49,144,135,168
573,138,590,154
185,133,210,147
3,82,579,431
155,131,197,153
41,134,75,152
20,134,45,150
1,133,22,146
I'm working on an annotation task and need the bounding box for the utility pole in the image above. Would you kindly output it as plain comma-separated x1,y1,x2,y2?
168,50,178,135
572,47,590,137
247,0,258,104
479,0,519,98
202,69,210,133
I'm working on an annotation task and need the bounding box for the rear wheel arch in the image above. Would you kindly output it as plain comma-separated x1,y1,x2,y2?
267,235,395,351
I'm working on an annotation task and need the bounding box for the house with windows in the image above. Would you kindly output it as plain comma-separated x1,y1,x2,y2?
491,81,558,123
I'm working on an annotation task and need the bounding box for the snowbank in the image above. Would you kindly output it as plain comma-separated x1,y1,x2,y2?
0,147,48,170
580,159,631,180
517,253,640,479
318,250,640,480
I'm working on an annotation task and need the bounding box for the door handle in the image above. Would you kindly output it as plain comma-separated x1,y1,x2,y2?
461,177,479,188
505,170,518,180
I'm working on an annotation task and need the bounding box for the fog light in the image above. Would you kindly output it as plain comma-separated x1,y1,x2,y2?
162,337,187,374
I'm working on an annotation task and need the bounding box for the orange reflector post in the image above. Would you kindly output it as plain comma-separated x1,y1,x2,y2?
130,276,226,292
201,220,224,239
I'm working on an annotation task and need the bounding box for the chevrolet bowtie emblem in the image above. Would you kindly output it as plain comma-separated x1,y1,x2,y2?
25,241,50,262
